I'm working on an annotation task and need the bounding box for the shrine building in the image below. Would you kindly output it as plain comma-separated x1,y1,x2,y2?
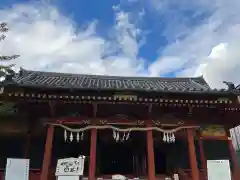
0,69,240,180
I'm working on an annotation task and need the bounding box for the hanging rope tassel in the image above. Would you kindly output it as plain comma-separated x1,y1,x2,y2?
169,133,173,143
163,132,166,142
122,132,126,141
171,133,175,143
126,131,130,140
76,132,80,142
116,132,119,142
70,132,73,142
56,124,194,144
64,130,67,142
113,130,116,140
81,132,84,140
168,133,175,143
166,132,170,143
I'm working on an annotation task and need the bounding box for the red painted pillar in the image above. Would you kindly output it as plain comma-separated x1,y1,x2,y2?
228,137,239,179
40,124,54,180
147,129,155,180
198,137,207,179
89,128,97,180
187,129,199,180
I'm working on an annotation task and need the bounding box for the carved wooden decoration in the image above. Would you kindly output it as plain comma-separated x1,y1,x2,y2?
136,120,144,125
100,120,107,124
201,125,226,137
82,120,90,124
177,121,184,125
152,120,161,126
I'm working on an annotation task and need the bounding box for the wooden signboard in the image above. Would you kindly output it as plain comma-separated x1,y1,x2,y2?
201,125,226,137
55,156,85,180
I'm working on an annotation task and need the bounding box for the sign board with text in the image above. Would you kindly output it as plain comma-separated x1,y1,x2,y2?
5,158,30,180
207,160,231,180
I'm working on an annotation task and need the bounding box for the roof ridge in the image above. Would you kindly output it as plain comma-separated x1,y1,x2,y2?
6,68,216,93
20,69,205,81
14,69,36,83
190,79,209,90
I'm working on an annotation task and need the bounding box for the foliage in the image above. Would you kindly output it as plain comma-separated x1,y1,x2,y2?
0,22,19,116
0,22,19,76
0,102,16,117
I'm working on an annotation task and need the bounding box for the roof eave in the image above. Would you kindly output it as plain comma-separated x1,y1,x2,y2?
2,83,235,96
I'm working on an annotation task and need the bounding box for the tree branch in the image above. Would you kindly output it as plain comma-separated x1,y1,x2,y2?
0,22,8,32
0,55,20,60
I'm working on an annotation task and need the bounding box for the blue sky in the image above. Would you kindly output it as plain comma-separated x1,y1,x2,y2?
0,0,240,88
54,0,163,62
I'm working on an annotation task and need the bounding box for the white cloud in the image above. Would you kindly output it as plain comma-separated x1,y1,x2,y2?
0,2,145,76
1,0,240,89
151,0,240,88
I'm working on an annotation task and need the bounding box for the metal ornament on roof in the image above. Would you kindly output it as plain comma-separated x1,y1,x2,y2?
113,130,130,142
64,130,84,142
163,132,175,143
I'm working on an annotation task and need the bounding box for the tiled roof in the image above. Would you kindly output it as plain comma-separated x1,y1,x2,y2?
1,69,218,93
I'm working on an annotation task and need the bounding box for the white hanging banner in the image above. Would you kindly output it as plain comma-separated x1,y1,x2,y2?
207,160,232,180
5,158,30,180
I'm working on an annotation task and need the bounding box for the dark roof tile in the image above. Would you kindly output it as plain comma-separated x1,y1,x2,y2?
4,69,213,93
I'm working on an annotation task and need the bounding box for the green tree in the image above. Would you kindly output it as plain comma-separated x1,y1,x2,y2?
0,22,18,116
0,22,19,79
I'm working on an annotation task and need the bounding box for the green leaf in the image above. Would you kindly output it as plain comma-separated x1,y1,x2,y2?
0,102,16,117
